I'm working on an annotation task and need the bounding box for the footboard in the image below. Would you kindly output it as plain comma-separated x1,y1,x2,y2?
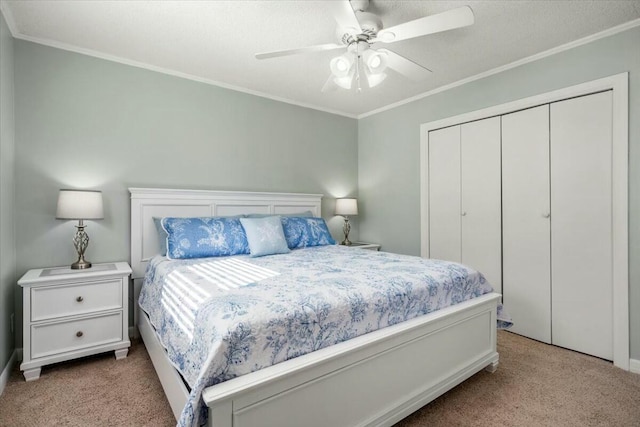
203,293,500,427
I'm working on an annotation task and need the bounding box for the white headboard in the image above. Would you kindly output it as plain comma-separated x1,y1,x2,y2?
129,187,323,279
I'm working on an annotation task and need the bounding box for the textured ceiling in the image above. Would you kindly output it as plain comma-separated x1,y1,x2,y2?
3,0,640,117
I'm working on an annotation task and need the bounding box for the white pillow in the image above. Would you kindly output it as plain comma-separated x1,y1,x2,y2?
239,216,290,257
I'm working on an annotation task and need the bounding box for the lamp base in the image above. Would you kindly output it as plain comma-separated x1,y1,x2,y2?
71,259,92,270
71,221,92,269
340,217,352,246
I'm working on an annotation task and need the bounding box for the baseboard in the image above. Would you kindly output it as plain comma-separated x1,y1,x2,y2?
630,358,640,374
0,349,18,396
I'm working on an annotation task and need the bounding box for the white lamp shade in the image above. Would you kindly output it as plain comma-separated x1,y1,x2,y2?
330,54,354,78
333,75,353,90
335,198,358,216
56,190,104,220
363,49,387,74
365,71,387,88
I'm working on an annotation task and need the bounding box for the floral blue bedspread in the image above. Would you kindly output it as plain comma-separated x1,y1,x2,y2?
139,245,503,427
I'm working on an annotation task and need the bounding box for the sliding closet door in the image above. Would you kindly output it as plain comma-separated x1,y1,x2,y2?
460,117,502,292
502,105,551,343
428,126,461,262
550,92,613,360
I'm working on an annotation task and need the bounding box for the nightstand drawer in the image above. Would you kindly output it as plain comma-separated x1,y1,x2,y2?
31,279,122,321
31,312,123,359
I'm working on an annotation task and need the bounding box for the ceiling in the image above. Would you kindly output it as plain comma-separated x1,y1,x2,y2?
2,0,640,118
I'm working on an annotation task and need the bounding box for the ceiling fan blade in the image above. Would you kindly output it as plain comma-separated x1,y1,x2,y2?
256,43,343,60
376,6,474,43
379,49,432,81
327,0,363,34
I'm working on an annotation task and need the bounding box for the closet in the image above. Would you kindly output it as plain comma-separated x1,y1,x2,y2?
501,105,552,344
426,89,616,361
429,117,502,292
550,92,612,359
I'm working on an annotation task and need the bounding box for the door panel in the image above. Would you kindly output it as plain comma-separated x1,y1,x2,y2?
461,117,502,292
502,105,551,343
550,91,613,360
428,126,461,262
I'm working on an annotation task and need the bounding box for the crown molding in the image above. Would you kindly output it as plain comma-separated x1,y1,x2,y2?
358,17,640,119
2,3,639,121
17,33,359,119
0,3,357,119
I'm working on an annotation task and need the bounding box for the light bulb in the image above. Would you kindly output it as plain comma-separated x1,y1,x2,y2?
369,55,381,69
362,49,387,74
330,54,354,78
335,58,349,72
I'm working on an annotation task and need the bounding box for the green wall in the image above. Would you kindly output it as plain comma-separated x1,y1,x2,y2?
358,26,640,358
13,40,358,346
0,11,16,374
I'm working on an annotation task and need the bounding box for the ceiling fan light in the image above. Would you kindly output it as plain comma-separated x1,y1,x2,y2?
363,49,387,74
333,75,353,90
366,71,387,88
330,54,354,77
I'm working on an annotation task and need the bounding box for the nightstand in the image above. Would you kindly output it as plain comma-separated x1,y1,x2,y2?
345,242,381,251
18,262,132,381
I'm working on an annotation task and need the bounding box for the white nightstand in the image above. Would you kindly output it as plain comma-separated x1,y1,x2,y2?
18,262,132,381
345,242,381,251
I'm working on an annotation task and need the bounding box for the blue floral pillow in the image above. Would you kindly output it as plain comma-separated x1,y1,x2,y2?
161,217,249,260
281,217,336,249
240,216,290,257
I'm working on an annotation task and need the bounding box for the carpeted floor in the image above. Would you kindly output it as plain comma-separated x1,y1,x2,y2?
1,331,639,426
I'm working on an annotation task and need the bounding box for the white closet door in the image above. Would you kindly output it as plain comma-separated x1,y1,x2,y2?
428,126,461,262
460,117,502,292
502,105,551,343
550,91,613,360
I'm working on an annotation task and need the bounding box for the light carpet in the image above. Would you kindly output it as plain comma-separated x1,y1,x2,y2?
1,331,639,426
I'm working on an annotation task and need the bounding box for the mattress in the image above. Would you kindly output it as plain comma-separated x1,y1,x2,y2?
139,245,500,426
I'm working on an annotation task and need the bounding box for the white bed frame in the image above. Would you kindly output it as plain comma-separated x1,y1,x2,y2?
130,188,500,427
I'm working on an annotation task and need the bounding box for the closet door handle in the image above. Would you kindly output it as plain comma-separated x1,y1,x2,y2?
461,211,467,217
542,212,551,218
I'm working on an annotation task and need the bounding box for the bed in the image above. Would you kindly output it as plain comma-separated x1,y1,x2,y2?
130,188,502,427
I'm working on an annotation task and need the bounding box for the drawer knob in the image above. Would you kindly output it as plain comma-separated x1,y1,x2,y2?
76,296,83,302
76,331,83,338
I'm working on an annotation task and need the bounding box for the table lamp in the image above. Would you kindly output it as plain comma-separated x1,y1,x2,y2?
335,198,358,246
56,189,104,269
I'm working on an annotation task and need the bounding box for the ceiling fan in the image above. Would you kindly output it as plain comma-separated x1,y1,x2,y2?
255,0,475,92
